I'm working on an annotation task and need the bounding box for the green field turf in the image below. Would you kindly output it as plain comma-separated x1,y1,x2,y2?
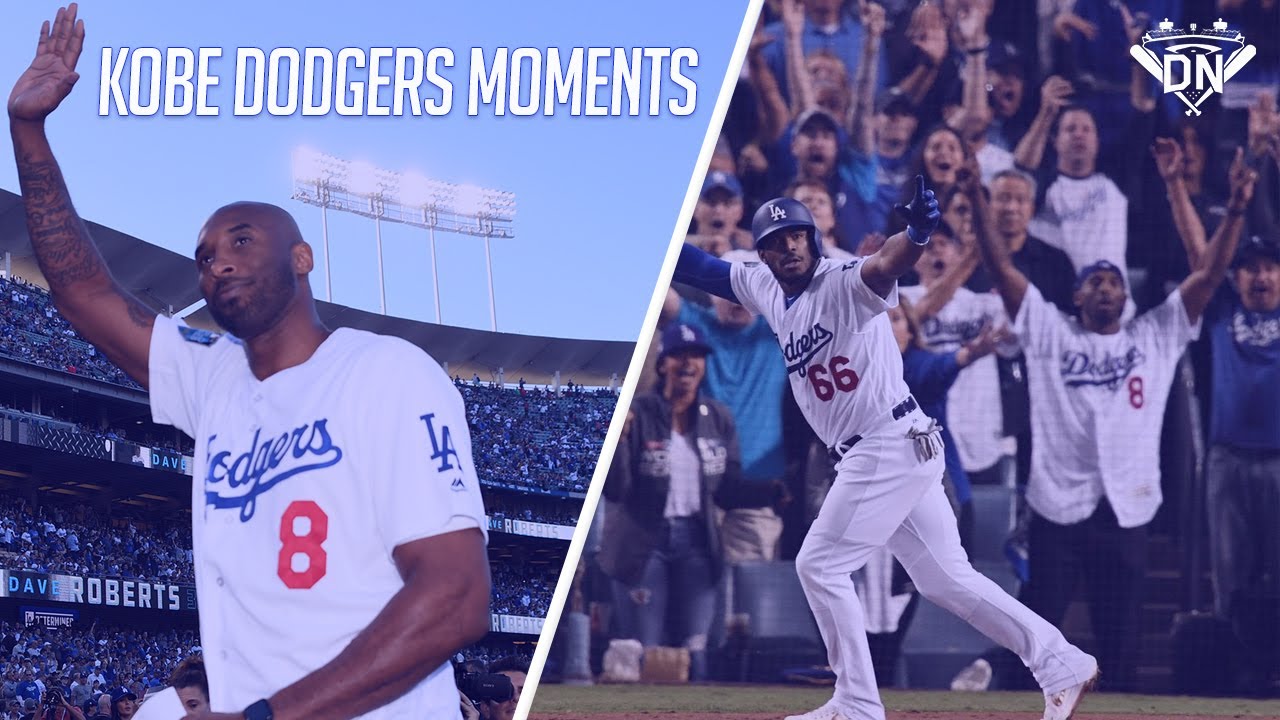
529,684,1280,716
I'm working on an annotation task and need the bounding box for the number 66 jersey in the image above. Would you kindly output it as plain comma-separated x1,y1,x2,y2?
147,314,487,720
731,257,909,448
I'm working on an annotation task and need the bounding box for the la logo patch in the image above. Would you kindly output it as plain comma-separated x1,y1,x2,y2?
770,204,787,221
1129,18,1256,116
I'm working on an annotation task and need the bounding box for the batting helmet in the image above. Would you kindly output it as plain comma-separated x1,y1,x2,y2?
751,197,823,259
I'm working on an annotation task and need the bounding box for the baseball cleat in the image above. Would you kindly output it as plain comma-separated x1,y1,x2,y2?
950,658,993,692
783,699,846,720
1042,670,1099,720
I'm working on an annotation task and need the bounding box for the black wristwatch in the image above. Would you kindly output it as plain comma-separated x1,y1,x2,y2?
243,699,273,720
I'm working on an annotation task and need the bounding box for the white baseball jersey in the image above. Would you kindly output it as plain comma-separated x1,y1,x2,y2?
148,314,487,719
731,257,908,447
1013,284,1200,528
1030,172,1128,273
899,285,1015,472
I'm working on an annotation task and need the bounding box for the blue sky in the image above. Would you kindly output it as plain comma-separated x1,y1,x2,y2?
0,1,749,341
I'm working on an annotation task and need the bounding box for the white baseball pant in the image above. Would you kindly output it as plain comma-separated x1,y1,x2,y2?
795,408,1096,720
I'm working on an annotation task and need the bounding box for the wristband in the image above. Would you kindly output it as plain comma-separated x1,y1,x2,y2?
243,699,273,720
967,44,989,55
907,226,931,246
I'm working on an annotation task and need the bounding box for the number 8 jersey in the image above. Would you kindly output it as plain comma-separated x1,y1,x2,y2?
731,257,910,448
147,314,487,720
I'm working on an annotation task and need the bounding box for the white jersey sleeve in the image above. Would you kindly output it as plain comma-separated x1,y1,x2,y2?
1130,288,1202,355
1012,284,1069,358
730,261,776,317
845,258,900,325
362,341,488,552
148,313,223,437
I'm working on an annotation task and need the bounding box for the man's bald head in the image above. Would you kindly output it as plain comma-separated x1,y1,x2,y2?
195,201,315,340
200,201,304,251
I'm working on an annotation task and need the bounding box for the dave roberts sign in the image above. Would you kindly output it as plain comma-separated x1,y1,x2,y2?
1129,18,1256,116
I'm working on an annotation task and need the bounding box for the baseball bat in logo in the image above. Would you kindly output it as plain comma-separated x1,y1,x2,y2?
1129,18,1255,116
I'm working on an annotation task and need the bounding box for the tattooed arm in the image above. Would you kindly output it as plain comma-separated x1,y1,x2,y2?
9,4,154,388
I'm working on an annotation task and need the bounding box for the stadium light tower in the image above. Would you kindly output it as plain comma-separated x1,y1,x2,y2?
289,149,515,330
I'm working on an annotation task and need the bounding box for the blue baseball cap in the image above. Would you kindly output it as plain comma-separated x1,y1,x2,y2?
658,323,713,360
1074,260,1126,290
701,171,743,199
1232,234,1280,269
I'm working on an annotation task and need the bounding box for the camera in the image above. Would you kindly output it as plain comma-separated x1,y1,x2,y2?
452,656,515,705
42,691,63,709
457,673,514,704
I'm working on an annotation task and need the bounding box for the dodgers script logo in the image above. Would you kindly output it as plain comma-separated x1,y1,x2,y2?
1060,347,1146,391
204,420,343,522
783,322,834,376
1129,19,1255,116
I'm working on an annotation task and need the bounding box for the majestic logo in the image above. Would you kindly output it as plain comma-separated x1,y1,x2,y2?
769,203,787,221
204,420,343,522
1129,18,1256,116
782,322,834,376
1060,347,1146,391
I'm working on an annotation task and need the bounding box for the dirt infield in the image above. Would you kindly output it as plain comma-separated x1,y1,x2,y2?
527,684,1280,719
532,707,1228,712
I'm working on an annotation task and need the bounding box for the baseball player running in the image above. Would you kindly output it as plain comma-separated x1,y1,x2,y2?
673,178,1097,720
9,7,491,720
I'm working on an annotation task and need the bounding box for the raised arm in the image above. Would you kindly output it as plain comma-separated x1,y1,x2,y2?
1179,148,1257,323
972,175,1030,318
861,176,940,297
1013,76,1072,171
9,5,155,388
1152,137,1208,267
848,1,886,154
781,0,816,117
895,2,947,106
674,243,740,303
746,20,791,145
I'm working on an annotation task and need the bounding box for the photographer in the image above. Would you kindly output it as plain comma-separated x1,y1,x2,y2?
477,657,526,720
454,657,521,720
39,689,83,720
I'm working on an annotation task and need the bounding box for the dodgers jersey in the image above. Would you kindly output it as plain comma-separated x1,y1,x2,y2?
731,257,908,448
899,285,1015,472
148,314,487,719
1014,284,1199,529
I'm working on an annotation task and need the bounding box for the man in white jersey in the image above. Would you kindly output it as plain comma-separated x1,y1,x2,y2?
673,177,1097,720
973,147,1258,692
8,7,492,720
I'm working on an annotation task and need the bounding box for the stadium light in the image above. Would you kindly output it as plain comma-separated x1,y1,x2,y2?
289,150,515,330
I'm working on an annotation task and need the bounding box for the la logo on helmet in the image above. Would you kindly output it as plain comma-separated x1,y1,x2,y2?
770,204,787,221
1129,18,1256,116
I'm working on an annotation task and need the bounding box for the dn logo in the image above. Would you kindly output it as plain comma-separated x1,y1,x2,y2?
769,204,787,221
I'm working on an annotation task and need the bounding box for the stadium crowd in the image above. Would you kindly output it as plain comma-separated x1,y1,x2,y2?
587,0,1280,698
0,623,199,715
0,277,141,391
485,492,582,526
457,383,613,495
0,497,194,585
0,276,611,496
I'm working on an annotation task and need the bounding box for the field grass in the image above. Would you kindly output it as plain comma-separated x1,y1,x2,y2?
529,684,1280,717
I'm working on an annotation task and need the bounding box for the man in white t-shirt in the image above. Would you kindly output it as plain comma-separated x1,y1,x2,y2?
8,8,492,720
674,178,1097,720
974,150,1257,691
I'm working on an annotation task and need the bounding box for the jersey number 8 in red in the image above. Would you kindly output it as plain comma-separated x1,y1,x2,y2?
278,500,329,589
808,356,860,402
